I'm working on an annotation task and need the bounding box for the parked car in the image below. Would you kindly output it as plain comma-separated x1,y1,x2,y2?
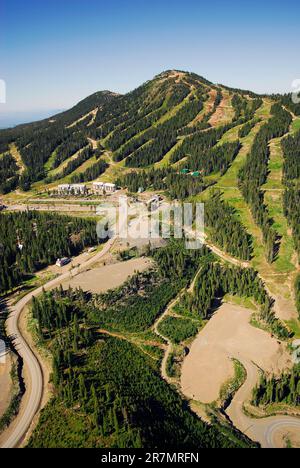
56,257,71,267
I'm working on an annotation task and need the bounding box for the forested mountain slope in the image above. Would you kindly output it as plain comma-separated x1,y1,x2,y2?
0,71,272,193
0,212,101,294
2,69,297,193
1,70,299,273
1,71,300,449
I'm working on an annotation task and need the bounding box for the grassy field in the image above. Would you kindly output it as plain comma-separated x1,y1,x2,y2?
285,319,300,338
217,123,243,145
154,138,184,168
44,148,58,172
47,145,89,178
97,152,129,183
32,154,100,191
262,138,284,191
292,118,300,134
223,294,257,311
9,143,25,174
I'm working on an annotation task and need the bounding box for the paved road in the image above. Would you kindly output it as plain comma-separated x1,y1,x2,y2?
1,206,300,448
0,209,144,449
0,236,116,449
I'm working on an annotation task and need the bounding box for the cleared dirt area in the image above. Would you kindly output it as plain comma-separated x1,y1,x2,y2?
8,203,99,215
9,143,25,175
67,109,97,129
0,355,12,418
181,303,291,404
209,91,233,126
273,426,300,448
61,257,152,293
188,89,217,127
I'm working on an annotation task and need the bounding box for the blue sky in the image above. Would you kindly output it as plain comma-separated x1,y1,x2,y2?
1,0,300,119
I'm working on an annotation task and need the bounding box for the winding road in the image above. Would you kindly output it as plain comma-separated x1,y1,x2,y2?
226,358,300,448
162,228,300,448
153,295,181,386
1,204,300,448
0,236,117,449
0,209,145,448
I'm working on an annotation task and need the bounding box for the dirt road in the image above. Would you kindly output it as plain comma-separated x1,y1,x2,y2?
153,296,181,386
180,303,300,448
226,358,300,448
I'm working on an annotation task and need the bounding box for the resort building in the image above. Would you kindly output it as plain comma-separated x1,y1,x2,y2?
57,184,88,195
93,182,116,194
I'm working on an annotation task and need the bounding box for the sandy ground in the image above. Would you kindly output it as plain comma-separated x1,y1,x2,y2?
0,355,12,418
188,89,217,127
273,426,300,448
181,303,291,404
8,204,99,214
273,293,298,321
61,257,152,293
209,92,233,126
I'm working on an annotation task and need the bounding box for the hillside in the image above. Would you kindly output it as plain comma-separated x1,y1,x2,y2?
0,71,297,189
0,70,299,191
1,70,300,448
1,70,300,269
1,71,300,271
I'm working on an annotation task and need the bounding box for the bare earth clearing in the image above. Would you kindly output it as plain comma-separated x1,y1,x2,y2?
209,91,233,126
181,303,291,404
181,303,300,447
62,257,152,293
273,426,300,448
0,355,12,418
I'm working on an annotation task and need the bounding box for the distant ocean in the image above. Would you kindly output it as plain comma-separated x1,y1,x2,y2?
0,109,64,129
